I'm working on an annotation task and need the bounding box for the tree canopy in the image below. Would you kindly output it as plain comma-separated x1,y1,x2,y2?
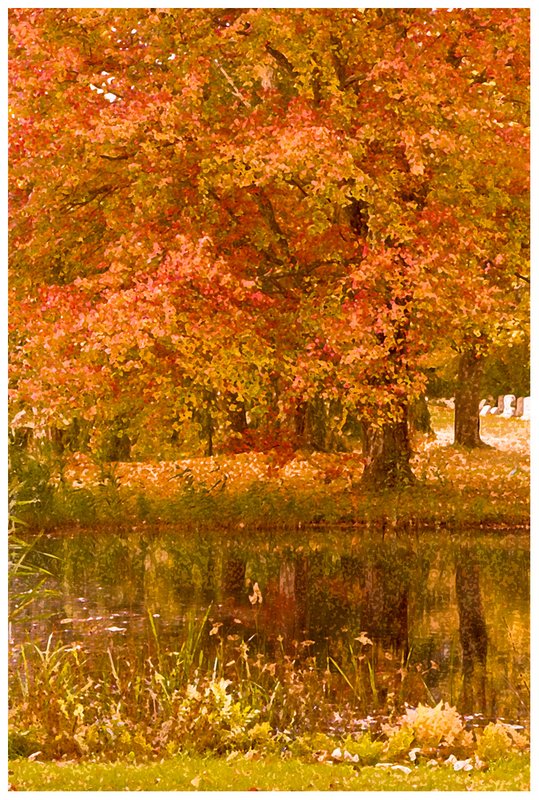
9,8,529,468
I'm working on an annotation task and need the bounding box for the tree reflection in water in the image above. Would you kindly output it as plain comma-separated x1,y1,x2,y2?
10,528,529,723
455,552,488,715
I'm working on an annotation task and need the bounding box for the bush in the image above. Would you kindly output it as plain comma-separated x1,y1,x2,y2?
342,733,385,765
159,678,262,753
384,727,415,761
476,721,529,763
397,701,473,757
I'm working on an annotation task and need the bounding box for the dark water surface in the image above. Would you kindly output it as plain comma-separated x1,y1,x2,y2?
10,526,529,724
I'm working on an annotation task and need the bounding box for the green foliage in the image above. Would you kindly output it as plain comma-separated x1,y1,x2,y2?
475,721,529,763
384,726,416,761
8,535,59,621
9,448,55,514
161,678,261,753
342,733,385,765
9,617,529,765
287,732,336,758
8,730,42,759
481,343,530,399
8,459,61,621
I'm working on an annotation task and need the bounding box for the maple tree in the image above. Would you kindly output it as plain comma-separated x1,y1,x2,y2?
9,8,529,486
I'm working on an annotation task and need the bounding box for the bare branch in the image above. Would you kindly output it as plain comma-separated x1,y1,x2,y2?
215,61,251,108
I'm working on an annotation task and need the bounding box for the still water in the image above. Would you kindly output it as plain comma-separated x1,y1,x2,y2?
10,526,529,724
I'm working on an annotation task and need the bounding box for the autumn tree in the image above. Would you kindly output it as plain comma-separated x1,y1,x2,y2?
9,8,529,484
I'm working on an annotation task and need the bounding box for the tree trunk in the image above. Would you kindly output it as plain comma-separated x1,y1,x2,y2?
273,556,308,645
294,398,327,451
203,411,213,457
361,405,415,488
409,395,433,434
226,392,248,434
454,346,487,448
198,390,215,456
223,557,246,601
294,401,307,441
364,562,409,656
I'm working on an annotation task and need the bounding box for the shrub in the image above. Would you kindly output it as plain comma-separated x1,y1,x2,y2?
287,732,336,758
159,678,261,753
384,726,416,761
342,733,385,765
398,701,473,756
476,721,529,763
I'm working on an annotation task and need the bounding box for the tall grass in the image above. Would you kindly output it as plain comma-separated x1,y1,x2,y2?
9,615,529,763
8,614,413,760
10,614,528,764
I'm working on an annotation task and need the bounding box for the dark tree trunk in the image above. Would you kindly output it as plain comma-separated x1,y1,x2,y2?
201,411,213,457
198,390,215,456
226,392,248,434
101,415,133,461
361,405,415,488
409,395,433,434
294,401,307,440
294,398,327,451
309,397,328,451
364,563,409,656
107,432,132,461
50,426,68,456
10,426,32,451
273,556,309,645
454,346,487,448
223,557,246,601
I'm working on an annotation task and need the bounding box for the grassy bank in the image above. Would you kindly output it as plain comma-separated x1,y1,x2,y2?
9,752,530,792
12,406,529,531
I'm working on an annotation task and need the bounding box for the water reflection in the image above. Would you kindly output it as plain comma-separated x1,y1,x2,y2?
10,527,529,723
455,551,488,715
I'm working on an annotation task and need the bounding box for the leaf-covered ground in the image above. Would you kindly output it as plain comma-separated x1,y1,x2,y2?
59,407,529,528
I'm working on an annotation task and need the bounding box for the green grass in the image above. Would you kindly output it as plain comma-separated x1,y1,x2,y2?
9,753,530,792
12,465,529,532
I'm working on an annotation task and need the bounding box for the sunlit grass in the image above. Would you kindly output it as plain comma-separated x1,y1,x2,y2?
8,752,530,792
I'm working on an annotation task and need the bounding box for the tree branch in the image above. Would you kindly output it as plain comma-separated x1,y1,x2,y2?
215,60,251,108
252,188,295,263
98,153,133,161
265,43,298,77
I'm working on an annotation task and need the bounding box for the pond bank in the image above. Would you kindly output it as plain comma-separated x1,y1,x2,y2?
14,407,529,532
10,525,529,764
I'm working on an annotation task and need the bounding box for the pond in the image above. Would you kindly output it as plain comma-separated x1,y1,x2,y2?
10,526,529,727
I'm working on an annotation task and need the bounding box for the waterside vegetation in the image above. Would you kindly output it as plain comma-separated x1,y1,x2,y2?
8,614,530,789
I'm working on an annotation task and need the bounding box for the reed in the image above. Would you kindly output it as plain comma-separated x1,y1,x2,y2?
9,620,529,763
